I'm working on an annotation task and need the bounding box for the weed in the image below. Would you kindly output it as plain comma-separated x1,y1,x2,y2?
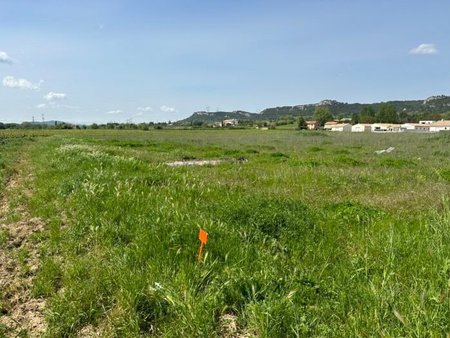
33,258,62,297
270,152,289,159
1,129,449,336
379,158,416,168
335,155,365,166
307,146,323,152
438,169,450,182
0,229,8,247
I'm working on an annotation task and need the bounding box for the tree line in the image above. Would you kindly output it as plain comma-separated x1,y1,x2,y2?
296,103,450,129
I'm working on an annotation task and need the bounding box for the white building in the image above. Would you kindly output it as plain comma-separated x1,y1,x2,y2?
351,124,371,132
323,121,339,130
306,120,319,130
429,120,450,132
330,123,352,132
371,124,402,132
401,123,430,132
223,119,238,126
400,123,416,131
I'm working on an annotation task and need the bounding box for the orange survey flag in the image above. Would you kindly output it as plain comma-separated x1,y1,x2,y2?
198,229,208,262
199,229,208,245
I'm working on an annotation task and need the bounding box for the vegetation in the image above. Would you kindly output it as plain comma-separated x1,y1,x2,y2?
297,116,307,130
3,96,450,132
0,129,449,337
178,95,450,125
313,107,334,126
376,103,399,124
358,106,377,123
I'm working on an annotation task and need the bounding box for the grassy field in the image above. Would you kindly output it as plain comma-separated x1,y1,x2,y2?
1,129,450,337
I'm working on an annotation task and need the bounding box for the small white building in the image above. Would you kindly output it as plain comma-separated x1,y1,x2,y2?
400,123,416,131
371,124,402,132
223,119,238,126
330,123,352,132
429,120,450,132
306,120,319,130
351,124,371,132
323,121,339,130
401,123,430,132
415,124,431,132
418,120,435,125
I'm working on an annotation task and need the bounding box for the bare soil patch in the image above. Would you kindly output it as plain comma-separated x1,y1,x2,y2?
219,313,252,338
166,159,226,167
166,157,248,167
0,160,47,337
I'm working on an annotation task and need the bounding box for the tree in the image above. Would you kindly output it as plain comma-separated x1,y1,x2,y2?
297,116,307,130
359,106,376,123
351,112,360,125
398,110,410,123
313,106,333,126
376,103,398,123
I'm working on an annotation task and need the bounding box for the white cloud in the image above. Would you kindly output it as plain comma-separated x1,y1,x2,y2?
0,51,13,64
35,91,74,110
160,105,176,113
137,106,153,112
35,103,78,110
106,110,123,115
135,112,144,117
3,76,41,90
409,43,438,55
44,91,67,101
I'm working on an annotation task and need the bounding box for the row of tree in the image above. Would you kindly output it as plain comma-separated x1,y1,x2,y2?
352,105,449,124
296,104,450,129
0,122,172,130
311,104,400,126
352,104,400,124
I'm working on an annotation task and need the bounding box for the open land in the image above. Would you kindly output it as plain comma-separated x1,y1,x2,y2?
0,129,449,337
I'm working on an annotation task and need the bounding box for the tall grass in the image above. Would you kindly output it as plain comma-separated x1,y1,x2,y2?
10,129,449,336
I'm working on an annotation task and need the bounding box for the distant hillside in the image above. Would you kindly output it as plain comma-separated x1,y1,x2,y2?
177,110,259,124
176,95,450,124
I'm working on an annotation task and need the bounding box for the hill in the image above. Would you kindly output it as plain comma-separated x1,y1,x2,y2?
176,95,450,124
177,110,259,124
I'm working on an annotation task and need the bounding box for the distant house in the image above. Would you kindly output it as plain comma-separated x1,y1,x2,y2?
429,120,450,132
351,124,371,132
371,124,402,132
323,121,339,130
223,119,238,126
401,123,431,132
213,121,223,128
306,120,319,130
418,120,435,125
329,123,352,132
388,124,402,132
401,123,416,131
415,124,431,132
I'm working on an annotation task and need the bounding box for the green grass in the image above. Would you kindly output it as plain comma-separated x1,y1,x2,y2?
0,132,36,191
1,129,450,337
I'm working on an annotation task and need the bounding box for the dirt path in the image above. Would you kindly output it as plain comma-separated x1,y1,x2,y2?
0,158,47,336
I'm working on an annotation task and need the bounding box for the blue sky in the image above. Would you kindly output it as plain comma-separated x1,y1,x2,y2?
1,0,449,123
